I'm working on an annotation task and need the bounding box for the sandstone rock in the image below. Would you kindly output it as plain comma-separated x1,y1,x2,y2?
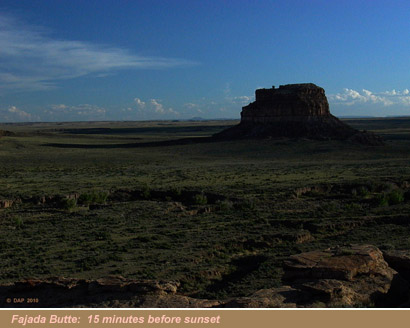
137,294,220,308
0,276,181,308
284,244,389,281
242,83,330,121
214,83,383,145
298,279,364,307
1,246,408,308
283,245,408,307
221,286,302,308
219,257,402,308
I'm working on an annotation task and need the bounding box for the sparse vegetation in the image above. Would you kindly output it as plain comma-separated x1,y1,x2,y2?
237,199,256,211
376,194,390,207
216,199,234,211
78,191,109,205
13,216,24,229
1,118,410,300
375,189,405,207
358,186,371,198
140,185,151,199
59,198,77,210
388,189,404,205
192,193,208,205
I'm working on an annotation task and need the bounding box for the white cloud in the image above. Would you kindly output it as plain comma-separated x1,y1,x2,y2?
134,98,146,109
0,13,196,92
51,104,68,110
183,103,204,115
130,98,179,117
223,83,231,98
150,99,165,113
399,96,410,106
180,92,253,118
232,95,253,105
44,104,107,120
168,108,179,115
328,88,410,107
0,106,39,122
381,90,397,96
184,103,199,109
148,99,179,115
222,80,254,106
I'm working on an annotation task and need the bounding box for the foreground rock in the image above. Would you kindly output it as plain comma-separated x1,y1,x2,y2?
0,276,219,308
214,83,383,145
1,245,409,308
281,245,408,307
222,245,408,308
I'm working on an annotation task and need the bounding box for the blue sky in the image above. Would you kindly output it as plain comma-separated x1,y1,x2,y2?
0,0,409,122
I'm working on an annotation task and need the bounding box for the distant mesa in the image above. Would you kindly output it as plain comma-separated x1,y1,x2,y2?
214,83,383,145
189,116,205,121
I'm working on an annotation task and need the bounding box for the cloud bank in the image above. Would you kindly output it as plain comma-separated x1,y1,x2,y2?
122,98,179,119
43,104,107,121
0,106,39,122
0,13,195,92
329,88,410,107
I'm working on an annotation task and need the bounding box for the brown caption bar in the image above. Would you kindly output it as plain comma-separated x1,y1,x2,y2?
0,310,409,328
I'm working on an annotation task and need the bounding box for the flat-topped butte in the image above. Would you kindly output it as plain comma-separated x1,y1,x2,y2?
215,83,383,145
242,83,330,123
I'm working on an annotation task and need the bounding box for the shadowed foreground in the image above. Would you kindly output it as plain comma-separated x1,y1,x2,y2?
1,119,410,307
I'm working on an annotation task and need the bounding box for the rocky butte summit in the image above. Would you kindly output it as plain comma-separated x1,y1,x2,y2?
214,83,383,145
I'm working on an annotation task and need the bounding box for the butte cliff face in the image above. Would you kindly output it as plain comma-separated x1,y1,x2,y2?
214,83,382,145
242,83,330,122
